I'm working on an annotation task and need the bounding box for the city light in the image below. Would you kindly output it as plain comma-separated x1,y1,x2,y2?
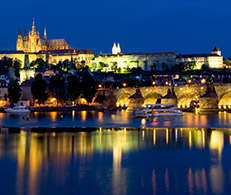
201,78,206,84
98,84,102,88
123,83,127,87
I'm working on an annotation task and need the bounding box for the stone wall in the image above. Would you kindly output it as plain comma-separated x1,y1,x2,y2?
105,84,231,111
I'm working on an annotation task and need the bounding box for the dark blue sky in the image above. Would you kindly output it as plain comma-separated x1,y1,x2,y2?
1,0,231,57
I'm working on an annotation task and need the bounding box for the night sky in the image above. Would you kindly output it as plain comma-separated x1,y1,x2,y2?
1,0,230,57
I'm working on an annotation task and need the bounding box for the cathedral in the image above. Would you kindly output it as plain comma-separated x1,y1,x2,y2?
16,19,69,53
0,19,94,69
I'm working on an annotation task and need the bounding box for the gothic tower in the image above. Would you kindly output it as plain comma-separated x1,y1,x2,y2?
44,27,47,40
117,43,121,53
212,46,221,56
16,28,23,51
24,29,28,41
28,18,41,52
112,43,117,54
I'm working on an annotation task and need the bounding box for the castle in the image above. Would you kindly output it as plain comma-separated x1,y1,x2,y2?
16,19,69,53
91,43,224,72
0,19,94,69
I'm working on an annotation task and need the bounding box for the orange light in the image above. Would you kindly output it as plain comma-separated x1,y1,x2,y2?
50,98,56,103
98,84,102,88
152,81,156,85
165,81,168,85
123,83,126,87
188,79,191,83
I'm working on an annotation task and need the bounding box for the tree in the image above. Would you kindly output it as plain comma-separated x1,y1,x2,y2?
201,64,210,73
150,63,157,72
31,74,48,105
8,79,21,104
30,58,47,71
49,75,67,104
81,72,97,103
67,75,81,101
111,62,118,72
183,62,197,72
98,62,106,70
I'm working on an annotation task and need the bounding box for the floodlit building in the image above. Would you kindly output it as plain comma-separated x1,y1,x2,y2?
91,43,177,72
0,19,94,66
176,46,224,69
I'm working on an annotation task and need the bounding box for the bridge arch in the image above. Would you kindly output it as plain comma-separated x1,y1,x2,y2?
116,92,131,107
143,92,162,105
218,90,231,109
177,93,198,108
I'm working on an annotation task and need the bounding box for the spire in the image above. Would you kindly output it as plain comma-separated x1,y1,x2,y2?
117,43,121,53
112,42,117,54
211,45,221,56
24,29,28,41
18,28,21,36
70,55,75,69
24,54,30,69
32,18,36,35
44,27,47,40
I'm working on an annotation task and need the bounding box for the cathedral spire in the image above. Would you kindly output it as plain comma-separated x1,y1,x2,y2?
32,18,36,35
24,29,28,41
18,28,21,36
44,27,47,40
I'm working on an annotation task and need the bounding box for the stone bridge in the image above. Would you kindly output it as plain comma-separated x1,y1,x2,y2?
102,84,231,110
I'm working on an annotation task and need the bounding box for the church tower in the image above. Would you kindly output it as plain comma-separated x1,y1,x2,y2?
212,46,221,56
24,29,28,41
117,43,121,53
16,28,23,51
28,18,41,52
112,43,117,54
44,27,47,40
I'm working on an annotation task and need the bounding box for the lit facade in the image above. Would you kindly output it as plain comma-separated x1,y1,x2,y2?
91,43,177,71
176,46,224,69
0,19,94,67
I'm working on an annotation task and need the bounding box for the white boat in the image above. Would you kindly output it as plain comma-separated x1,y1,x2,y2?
5,105,30,113
133,104,182,118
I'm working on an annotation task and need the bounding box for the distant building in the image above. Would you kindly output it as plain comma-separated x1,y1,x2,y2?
176,46,223,69
91,43,177,72
0,79,8,100
0,19,94,67
19,54,35,83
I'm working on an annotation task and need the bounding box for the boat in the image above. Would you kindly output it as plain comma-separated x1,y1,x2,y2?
133,104,182,118
4,105,30,113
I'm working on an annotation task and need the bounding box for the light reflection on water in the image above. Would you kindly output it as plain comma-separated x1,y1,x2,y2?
0,128,231,194
1,111,231,128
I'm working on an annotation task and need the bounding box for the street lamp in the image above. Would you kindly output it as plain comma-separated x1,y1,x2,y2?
123,83,127,87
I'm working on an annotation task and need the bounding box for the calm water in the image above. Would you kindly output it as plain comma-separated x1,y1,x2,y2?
1,112,231,194
0,128,231,194
0,111,231,128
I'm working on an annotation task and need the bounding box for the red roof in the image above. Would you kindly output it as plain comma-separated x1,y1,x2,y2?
212,46,220,52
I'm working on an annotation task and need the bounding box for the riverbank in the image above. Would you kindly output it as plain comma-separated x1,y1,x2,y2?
30,104,107,112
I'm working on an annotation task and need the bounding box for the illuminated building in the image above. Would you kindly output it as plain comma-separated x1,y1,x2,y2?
0,19,94,67
91,43,177,72
176,46,223,69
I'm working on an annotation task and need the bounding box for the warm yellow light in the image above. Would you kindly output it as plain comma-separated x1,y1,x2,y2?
201,79,206,84
165,81,168,85
188,79,191,83
123,83,126,87
189,131,192,149
50,98,56,103
98,84,102,88
166,129,169,144
152,81,156,85
219,105,221,109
